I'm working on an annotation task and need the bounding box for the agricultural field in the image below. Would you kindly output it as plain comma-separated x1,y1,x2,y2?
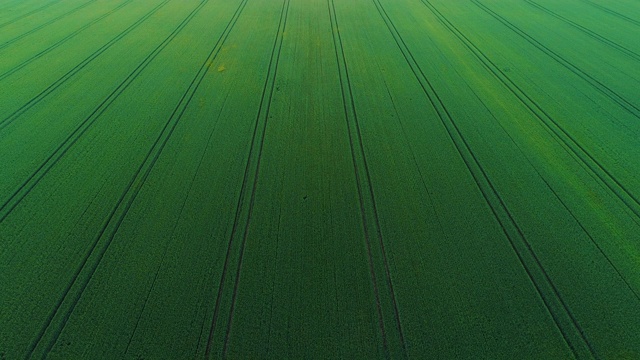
1,0,640,358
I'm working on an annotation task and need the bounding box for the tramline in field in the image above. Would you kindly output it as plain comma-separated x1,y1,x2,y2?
1,0,640,358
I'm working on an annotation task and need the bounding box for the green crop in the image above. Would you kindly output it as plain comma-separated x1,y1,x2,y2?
1,0,640,358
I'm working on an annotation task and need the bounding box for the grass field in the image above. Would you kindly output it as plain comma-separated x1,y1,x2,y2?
1,0,640,358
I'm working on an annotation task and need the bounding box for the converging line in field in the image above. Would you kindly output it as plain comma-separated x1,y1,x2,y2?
0,0,136,83
522,0,640,63
0,0,172,132
203,0,290,357
472,1,640,121
0,0,163,228
21,0,220,357
578,0,640,27
466,0,640,223
386,0,598,357
0,0,64,30
329,0,408,358
0,0,100,51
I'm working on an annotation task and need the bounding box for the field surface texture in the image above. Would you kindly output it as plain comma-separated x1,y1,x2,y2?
1,0,640,358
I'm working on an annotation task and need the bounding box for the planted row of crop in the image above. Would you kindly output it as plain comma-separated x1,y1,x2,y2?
29,1,224,357
203,0,291,357
0,0,172,226
0,0,170,129
328,0,591,357
579,0,640,27
223,0,390,357
436,0,640,266
415,0,640,357
0,0,97,44
2,0,640,357
379,0,594,356
0,0,243,357
0,0,101,50
0,0,63,30
521,0,640,62
214,2,634,357
26,0,297,357
0,0,136,83
0,0,196,235
422,0,640,228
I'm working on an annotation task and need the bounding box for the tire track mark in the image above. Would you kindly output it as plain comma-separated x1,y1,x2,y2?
123,88,232,357
473,82,640,304
329,0,390,355
0,0,63,30
473,1,640,120
0,0,172,131
0,0,135,82
328,1,407,358
0,0,150,226
578,0,640,27
22,0,230,357
469,0,640,221
386,0,599,357
0,0,100,51
522,0,640,63
380,78,448,247
203,0,288,357
122,244,173,356
428,0,640,289
420,1,640,305
538,175,640,303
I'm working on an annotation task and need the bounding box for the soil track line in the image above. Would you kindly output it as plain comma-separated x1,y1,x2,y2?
220,0,287,345
578,0,640,27
464,0,640,223
382,0,599,357
0,0,153,226
0,0,172,131
329,0,408,358
0,0,64,30
22,0,241,357
0,0,100,50
473,1,640,120
0,0,136,82
123,87,232,357
203,0,289,357
474,79,640,305
523,0,640,63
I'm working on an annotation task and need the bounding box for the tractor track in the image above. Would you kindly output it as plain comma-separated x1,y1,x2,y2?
203,0,289,357
0,0,100,51
21,0,237,356
0,0,136,82
0,0,172,131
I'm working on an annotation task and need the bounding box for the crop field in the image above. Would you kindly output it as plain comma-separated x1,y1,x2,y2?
1,0,640,358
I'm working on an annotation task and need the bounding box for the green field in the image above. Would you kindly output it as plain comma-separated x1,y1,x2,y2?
1,0,640,358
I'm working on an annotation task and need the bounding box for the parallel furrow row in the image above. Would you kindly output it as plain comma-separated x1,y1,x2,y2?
0,1,172,226
22,0,229,357
0,0,63,29
532,169,640,302
0,0,99,50
0,0,172,131
0,0,135,82
578,0,640,27
424,0,640,302
473,1,640,121
523,0,640,63
329,0,407,358
204,0,289,357
124,89,233,359
469,0,640,221
395,0,599,357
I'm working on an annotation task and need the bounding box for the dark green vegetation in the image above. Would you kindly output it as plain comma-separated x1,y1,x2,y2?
1,0,640,358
